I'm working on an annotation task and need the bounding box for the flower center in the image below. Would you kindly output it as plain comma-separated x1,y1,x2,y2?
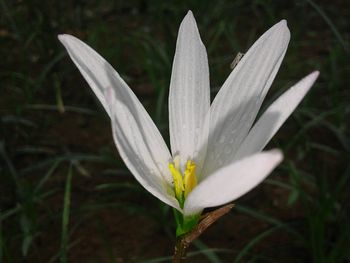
168,156,197,207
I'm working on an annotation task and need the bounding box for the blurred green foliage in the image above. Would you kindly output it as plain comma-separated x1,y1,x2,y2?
1,0,349,262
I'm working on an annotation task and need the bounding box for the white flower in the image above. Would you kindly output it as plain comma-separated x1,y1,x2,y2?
58,11,319,217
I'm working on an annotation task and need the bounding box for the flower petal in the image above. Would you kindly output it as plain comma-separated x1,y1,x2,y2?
58,34,114,117
235,71,319,159
203,20,290,177
184,149,283,216
107,88,180,210
169,11,210,170
59,35,179,210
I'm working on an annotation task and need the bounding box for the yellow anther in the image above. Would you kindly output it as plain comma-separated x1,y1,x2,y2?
184,160,197,198
169,163,184,200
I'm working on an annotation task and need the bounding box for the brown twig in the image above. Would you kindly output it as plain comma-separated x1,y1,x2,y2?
172,203,234,263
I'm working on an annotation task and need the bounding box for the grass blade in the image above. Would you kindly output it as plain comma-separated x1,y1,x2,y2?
306,0,350,54
234,226,281,263
60,164,73,263
193,239,224,263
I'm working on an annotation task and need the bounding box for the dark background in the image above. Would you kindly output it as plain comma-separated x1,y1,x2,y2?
1,0,349,262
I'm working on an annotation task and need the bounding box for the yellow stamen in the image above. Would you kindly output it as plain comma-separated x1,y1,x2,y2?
184,160,197,198
169,163,184,200
173,155,181,170
169,158,198,205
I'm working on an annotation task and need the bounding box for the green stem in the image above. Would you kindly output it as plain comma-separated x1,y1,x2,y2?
172,203,234,263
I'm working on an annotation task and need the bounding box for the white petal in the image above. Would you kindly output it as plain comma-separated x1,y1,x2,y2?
59,35,179,210
235,71,320,159
184,149,283,216
169,11,210,170
203,20,290,177
58,34,114,117
107,89,179,210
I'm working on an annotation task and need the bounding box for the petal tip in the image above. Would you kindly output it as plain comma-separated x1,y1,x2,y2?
57,34,67,42
279,19,287,26
186,10,194,16
274,19,288,31
275,19,290,36
302,70,320,86
182,10,196,26
269,149,284,164
264,19,290,47
312,70,320,79
57,34,75,45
